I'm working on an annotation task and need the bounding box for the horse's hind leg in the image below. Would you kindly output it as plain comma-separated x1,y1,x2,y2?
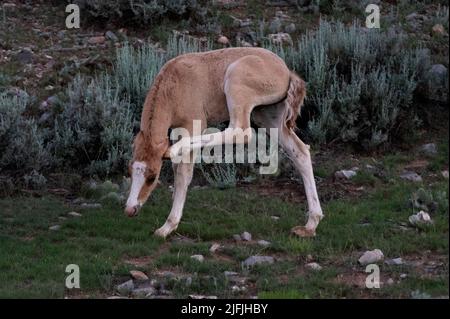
279,127,323,237
253,105,324,237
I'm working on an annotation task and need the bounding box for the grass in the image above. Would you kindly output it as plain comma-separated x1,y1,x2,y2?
0,174,447,298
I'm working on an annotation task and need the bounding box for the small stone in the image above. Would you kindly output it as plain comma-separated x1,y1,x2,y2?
269,17,283,33
189,295,218,299
107,296,128,299
49,225,61,231
400,273,407,279
80,203,102,209
217,35,229,45
105,31,119,42
241,231,252,241
268,33,293,46
224,271,239,277
130,270,149,281
88,36,106,45
385,258,404,266
386,278,395,285
58,217,67,221
132,286,157,298
306,254,314,262
400,171,423,182
419,143,438,156
190,254,205,263
305,262,322,271
441,171,449,179
285,23,296,33
432,24,445,35
231,285,247,293
16,49,34,64
243,256,274,267
335,170,357,180
358,249,384,265
232,234,242,241
409,211,433,226
257,240,271,247
209,243,221,253
116,280,134,295
67,211,82,217
270,215,280,221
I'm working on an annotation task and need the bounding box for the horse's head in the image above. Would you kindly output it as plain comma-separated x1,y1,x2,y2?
125,131,169,217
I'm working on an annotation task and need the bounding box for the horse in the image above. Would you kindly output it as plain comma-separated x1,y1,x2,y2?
124,47,323,238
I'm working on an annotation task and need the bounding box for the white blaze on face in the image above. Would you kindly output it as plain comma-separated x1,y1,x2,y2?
126,161,147,208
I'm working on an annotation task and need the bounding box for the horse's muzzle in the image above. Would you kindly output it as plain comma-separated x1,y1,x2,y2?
124,205,140,217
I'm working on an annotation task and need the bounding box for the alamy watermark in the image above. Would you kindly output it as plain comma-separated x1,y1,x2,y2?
65,264,80,289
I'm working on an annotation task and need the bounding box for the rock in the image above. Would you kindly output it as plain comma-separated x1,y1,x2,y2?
231,285,247,293
57,30,66,39
400,273,407,279
270,215,280,221
107,296,128,299
285,23,296,34
217,35,230,46
385,258,404,266
67,211,82,217
80,203,102,209
88,36,106,45
427,64,448,87
209,243,221,253
268,33,293,46
442,171,449,179
130,270,149,281
409,211,433,226
190,254,205,262
335,169,357,180
185,276,192,287
232,234,242,241
241,231,252,241
269,17,283,33
305,262,322,271
257,240,271,247
132,286,157,298
49,225,61,231
419,143,438,156
16,49,34,64
358,249,384,265
189,295,218,299
243,256,274,267
116,280,134,295
386,278,395,285
400,171,423,182
105,31,119,42
432,24,445,35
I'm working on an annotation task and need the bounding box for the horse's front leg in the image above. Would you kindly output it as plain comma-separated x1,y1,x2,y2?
154,162,194,238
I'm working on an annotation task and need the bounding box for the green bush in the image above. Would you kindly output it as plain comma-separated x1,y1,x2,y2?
0,92,51,175
75,0,203,25
50,75,135,176
265,20,428,149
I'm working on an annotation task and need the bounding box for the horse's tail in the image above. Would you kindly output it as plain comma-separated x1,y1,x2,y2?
283,71,306,130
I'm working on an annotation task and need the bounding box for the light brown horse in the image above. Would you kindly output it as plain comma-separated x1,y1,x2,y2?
124,47,323,238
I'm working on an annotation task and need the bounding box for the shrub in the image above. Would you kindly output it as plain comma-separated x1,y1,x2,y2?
265,20,429,149
50,75,135,176
0,92,51,175
75,0,203,25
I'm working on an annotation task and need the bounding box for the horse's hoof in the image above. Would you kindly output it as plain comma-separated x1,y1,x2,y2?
154,227,169,239
291,226,316,238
